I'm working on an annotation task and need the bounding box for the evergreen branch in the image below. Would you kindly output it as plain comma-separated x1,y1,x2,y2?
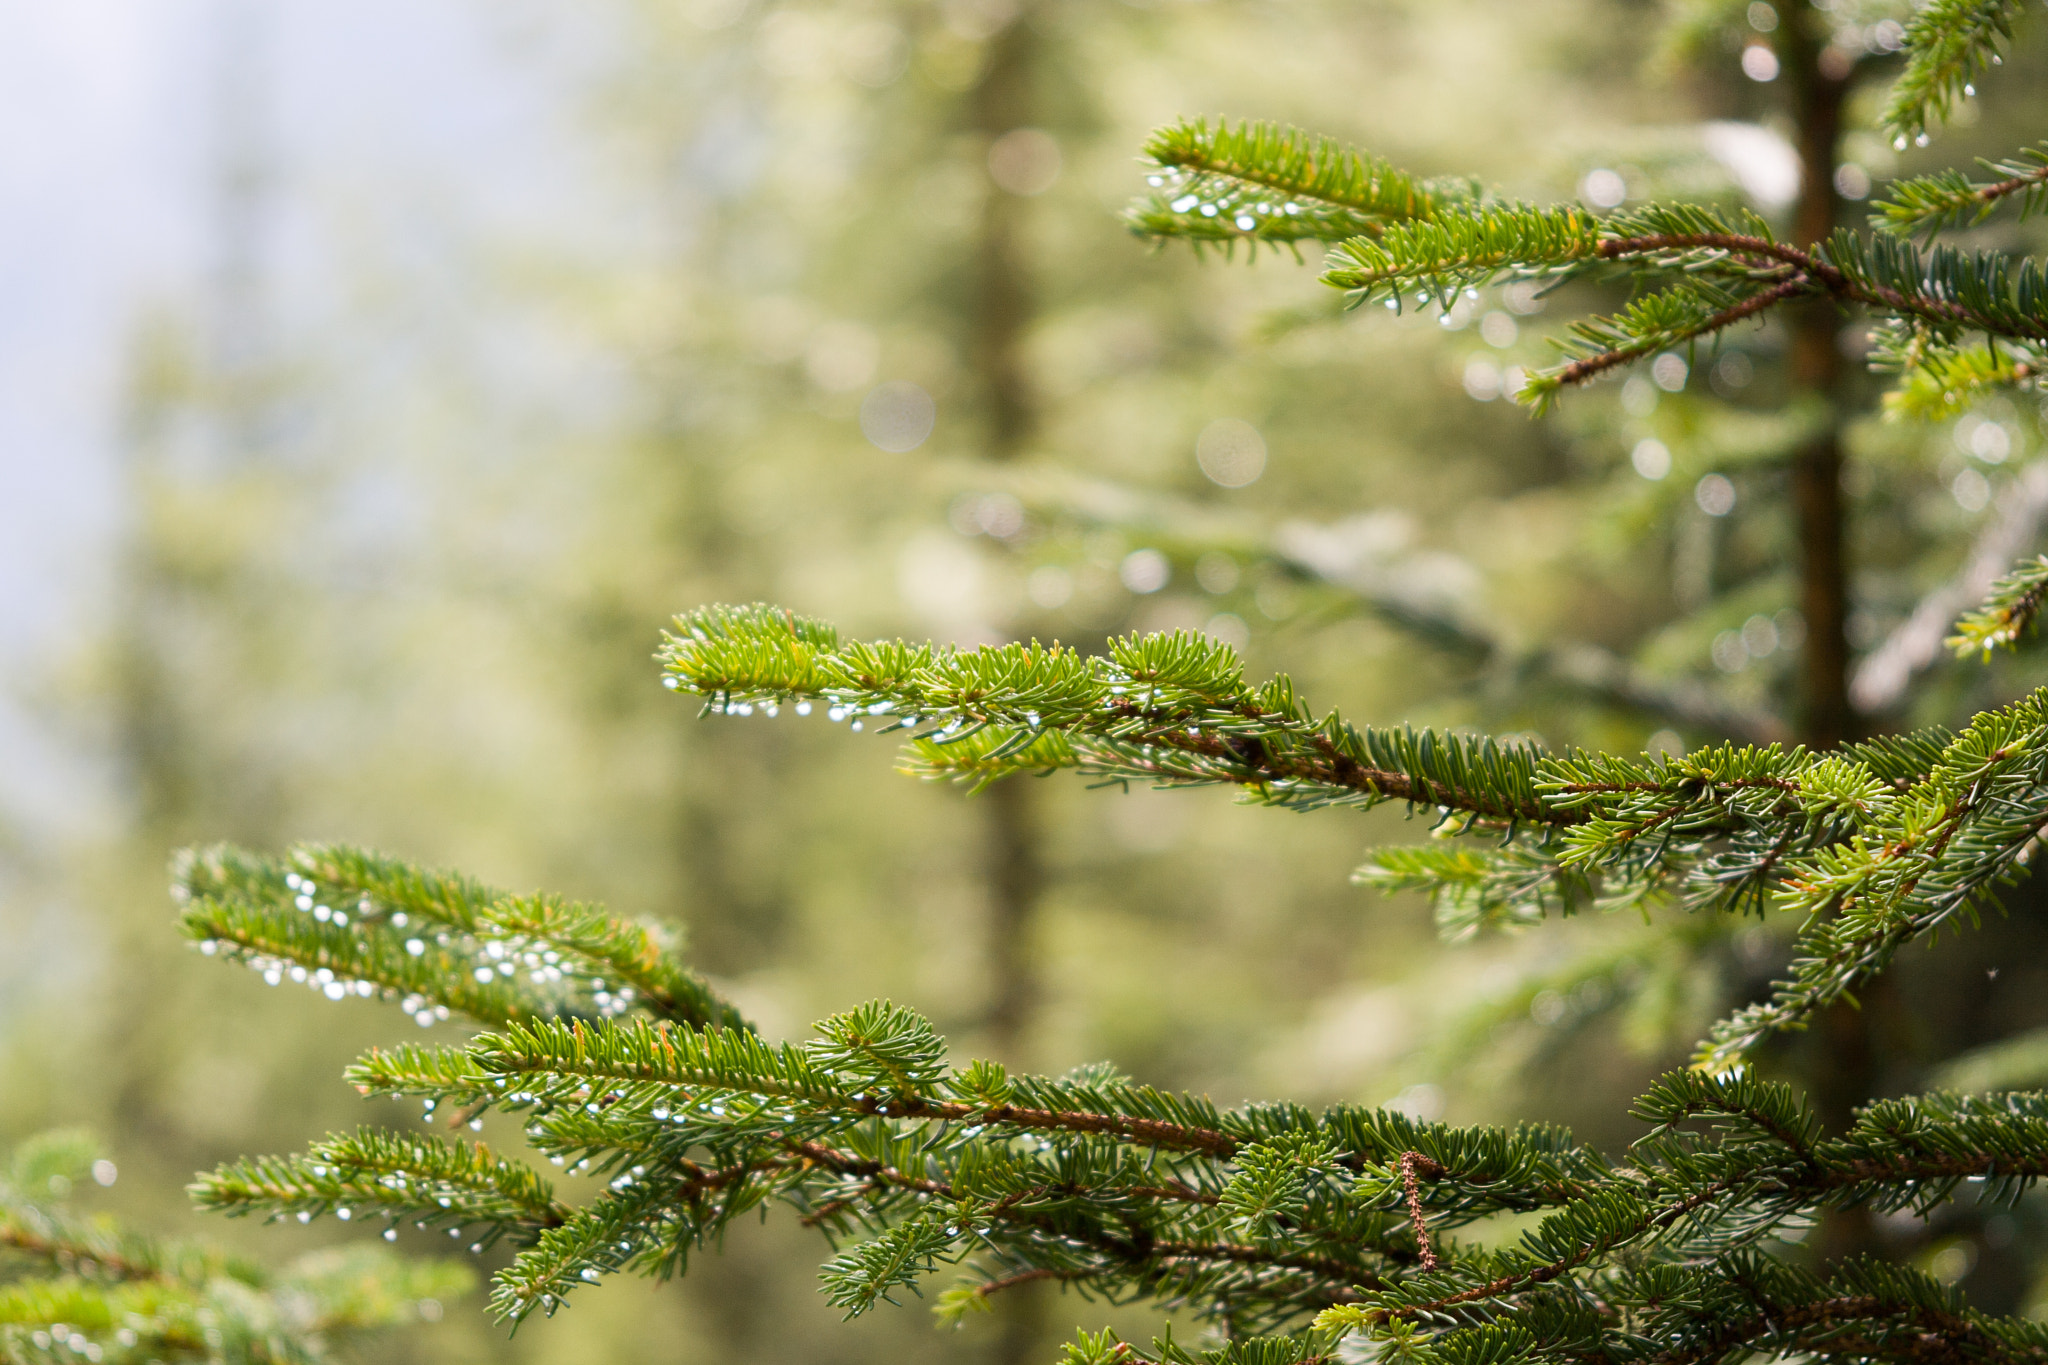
661,604,1569,825
1876,337,2041,422
1630,1071,1822,1159
1355,843,1594,942
1129,119,1481,249
1317,208,2048,404
173,843,745,1032
2,1132,464,1364
2,1135,261,1290
0,1221,212,1289
1949,555,2048,658
1523,276,1807,412
192,1130,570,1241
1698,691,2048,1067
667,608,2048,1071
1883,0,2027,141
472,1015,1247,1158
1823,231,2048,345
1320,207,1602,306
1875,144,2048,238
1630,1252,2048,1365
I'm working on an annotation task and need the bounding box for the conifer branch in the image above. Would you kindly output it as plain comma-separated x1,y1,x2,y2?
1950,555,2048,658
193,1130,572,1240
1883,0,2027,141
660,604,1569,825
664,607,2048,1059
1128,118,1484,251
2,1130,465,1363
1876,143,2048,237
173,843,746,1033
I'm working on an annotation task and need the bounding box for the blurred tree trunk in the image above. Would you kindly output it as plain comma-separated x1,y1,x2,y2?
1781,14,1881,1263
969,0,1044,1071
970,9,1052,1360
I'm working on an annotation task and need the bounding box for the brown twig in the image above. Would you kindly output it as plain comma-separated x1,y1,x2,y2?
0,1226,169,1282
1395,1152,1445,1272
1554,276,1811,388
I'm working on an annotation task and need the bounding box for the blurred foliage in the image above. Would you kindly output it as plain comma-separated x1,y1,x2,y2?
0,1128,464,1364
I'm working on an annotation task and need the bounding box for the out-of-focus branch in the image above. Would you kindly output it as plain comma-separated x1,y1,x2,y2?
1275,520,1788,745
1850,461,2048,715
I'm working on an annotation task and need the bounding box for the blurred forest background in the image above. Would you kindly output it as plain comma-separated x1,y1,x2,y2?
10,0,2048,1360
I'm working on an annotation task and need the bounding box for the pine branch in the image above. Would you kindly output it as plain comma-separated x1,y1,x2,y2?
1127,118,1483,251
1875,143,2048,238
1320,207,1602,308
1,1131,464,1364
229,976,1628,1329
193,1130,571,1244
1882,0,2027,142
1317,202,2048,407
1522,276,1807,412
1950,554,2048,658
174,843,746,1033
661,604,1568,825
1876,336,2042,422
1699,691,2048,1068
665,607,2048,1071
